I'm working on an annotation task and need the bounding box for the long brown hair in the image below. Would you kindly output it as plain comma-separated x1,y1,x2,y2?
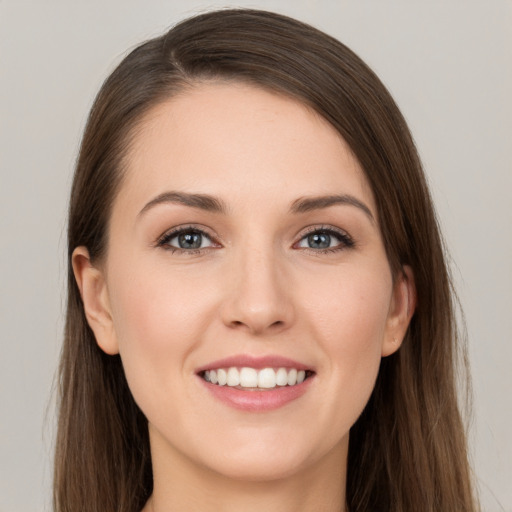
54,9,477,511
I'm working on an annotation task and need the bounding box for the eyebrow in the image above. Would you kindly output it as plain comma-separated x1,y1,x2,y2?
138,191,228,217
138,191,374,221
290,194,374,221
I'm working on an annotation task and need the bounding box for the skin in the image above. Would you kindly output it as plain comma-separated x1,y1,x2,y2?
73,82,416,512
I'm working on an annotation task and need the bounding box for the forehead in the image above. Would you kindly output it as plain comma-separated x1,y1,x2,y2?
115,82,375,216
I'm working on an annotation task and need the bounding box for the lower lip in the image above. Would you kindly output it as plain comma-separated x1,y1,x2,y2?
199,377,313,412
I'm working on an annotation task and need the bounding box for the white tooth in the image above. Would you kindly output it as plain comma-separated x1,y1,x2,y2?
276,368,288,386
204,370,210,382
287,368,297,386
217,368,227,386
209,369,218,384
227,367,240,386
258,368,277,389
240,367,258,387
297,370,306,383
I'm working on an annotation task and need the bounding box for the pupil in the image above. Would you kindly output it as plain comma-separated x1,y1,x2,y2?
178,232,201,249
309,233,330,249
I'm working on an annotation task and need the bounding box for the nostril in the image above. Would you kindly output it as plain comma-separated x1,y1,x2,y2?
228,318,286,333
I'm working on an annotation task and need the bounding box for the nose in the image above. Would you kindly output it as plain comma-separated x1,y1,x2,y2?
220,245,295,336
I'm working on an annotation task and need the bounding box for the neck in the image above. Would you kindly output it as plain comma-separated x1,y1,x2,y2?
143,425,348,512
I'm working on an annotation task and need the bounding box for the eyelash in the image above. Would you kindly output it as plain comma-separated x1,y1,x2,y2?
296,225,355,254
156,225,218,255
156,224,355,255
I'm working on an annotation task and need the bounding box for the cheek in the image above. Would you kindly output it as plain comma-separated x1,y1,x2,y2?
338,277,390,365
109,258,212,351
106,259,217,406
307,261,391,343
305,264,392,412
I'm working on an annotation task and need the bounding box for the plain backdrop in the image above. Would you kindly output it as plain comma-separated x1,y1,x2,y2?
1,1,511,510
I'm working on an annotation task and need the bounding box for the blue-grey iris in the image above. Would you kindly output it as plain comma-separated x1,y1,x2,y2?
308,233,330,249
178,232,202,249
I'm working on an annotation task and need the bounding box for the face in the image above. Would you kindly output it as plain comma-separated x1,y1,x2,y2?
75,82,414,483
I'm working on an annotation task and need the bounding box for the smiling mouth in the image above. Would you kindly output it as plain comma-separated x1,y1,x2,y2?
200,367,315,389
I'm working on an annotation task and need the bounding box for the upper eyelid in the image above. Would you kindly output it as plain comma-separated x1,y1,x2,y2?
158,224,217,242
296,224,353,240
300,225,347,234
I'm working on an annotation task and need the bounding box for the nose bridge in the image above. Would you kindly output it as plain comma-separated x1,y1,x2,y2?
222,237,293,335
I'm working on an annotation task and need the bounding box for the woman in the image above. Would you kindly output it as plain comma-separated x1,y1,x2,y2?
54,8,477,512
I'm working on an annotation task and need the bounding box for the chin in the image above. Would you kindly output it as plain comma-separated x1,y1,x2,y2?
204,451,311,483
194,429,346,484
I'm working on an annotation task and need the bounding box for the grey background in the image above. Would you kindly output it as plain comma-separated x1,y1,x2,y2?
1,1,510,510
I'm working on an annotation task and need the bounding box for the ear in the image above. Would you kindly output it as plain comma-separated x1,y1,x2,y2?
72,246,119,355
381,265,417,357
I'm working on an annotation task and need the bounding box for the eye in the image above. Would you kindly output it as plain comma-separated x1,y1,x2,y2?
296,227,354,252
157,227,216,252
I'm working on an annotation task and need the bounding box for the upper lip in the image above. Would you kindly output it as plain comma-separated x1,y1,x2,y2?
195,354,313,373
